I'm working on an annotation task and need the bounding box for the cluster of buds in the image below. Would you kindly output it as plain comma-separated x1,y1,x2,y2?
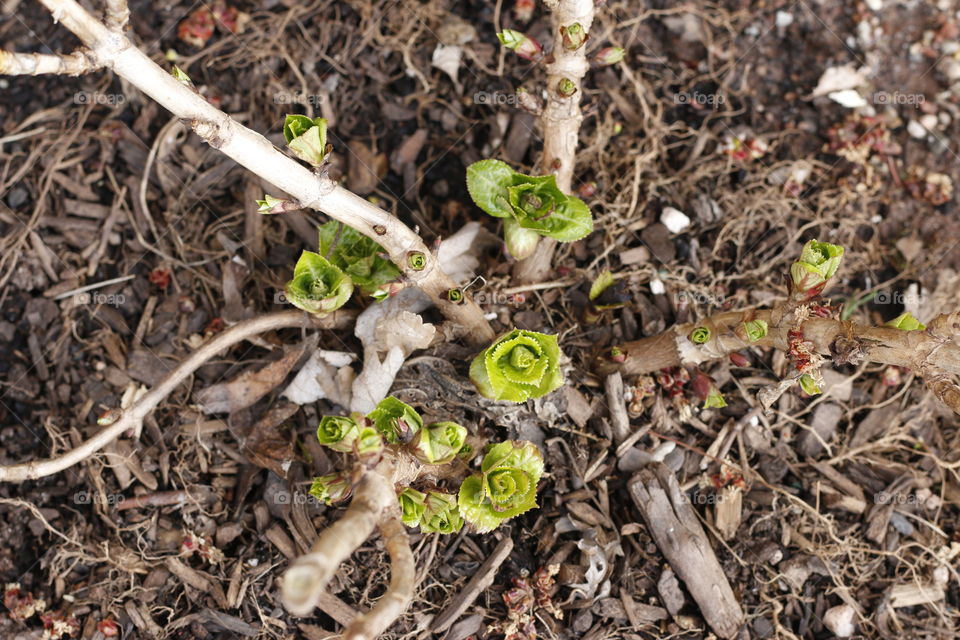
656,367,690,400
40,612,81,640
710,463,748,491
4,583,46,621
627,375,657,415
498,565,562,640
181,531,225,564
176,0,248,48
824,115,900,164
719,134,768,161
903,167,953,206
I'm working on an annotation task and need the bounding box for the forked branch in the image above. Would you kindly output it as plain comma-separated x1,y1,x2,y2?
20,0,495,345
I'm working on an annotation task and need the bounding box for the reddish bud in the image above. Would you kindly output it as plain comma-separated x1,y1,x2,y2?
594,46,625,66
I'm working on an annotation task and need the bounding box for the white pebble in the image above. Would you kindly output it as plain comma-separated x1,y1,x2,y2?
775,11,794,27
907,120,927,139
660,206,691,233
864,0,883,10
920,114,938,131
828,89,867,108
823,605,856,638
649,278,665,295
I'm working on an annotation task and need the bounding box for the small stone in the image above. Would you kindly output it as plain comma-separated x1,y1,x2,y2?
907,120,927,139
823,604,856,637
775,11,793,27
649,278,665,295
660,206,691,233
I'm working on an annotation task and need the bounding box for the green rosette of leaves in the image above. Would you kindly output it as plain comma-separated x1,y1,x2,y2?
412,422,468,465
398,488,427,528
309,473,352,505
466,159,593,259
469,329,564,403
316,415,360,453
283,114,328,167
457,441,544,533
790,240,844,296
318,221,401,295
366,396,423,444
285,251,354,314
420,492,464,534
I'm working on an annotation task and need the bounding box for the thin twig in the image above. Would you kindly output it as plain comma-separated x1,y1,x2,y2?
0,310,353,482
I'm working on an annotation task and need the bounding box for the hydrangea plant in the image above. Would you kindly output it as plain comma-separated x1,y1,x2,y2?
458,441,544,533
466,159,593,259
312,397,544,535
470,329,565,402
318,220,401,296
285,251,353,314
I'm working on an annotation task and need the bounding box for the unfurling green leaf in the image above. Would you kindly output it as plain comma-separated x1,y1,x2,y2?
398,488,427,528
689,326,711,344
458,440,544,533
420,492,464,534
466,159,593,250
589,270,616,301
790,240,844,296
316,415,360,452
503,219,541,259
355,426,384,459
560,23,588,50
317,221,400,295
285,251,353,314
309,473,352,505
703,390,727,409
469,329,564,403
366,396,423,444
885,312,926,331
407,251,427,271
413,422,468,465
256,194,296,214
171,66,192,84
283,114,328,167
496,29,542,60
742,319,768,342
594,46,625,66
798,374,821,396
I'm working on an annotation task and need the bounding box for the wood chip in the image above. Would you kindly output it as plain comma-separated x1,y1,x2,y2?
430,537,514,632
630,463,744,638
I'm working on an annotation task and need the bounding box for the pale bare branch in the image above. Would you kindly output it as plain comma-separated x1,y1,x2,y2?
513,0,595,284
25,0,495,344
0,48,97,75
104,0,129,32
0,310,353,482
